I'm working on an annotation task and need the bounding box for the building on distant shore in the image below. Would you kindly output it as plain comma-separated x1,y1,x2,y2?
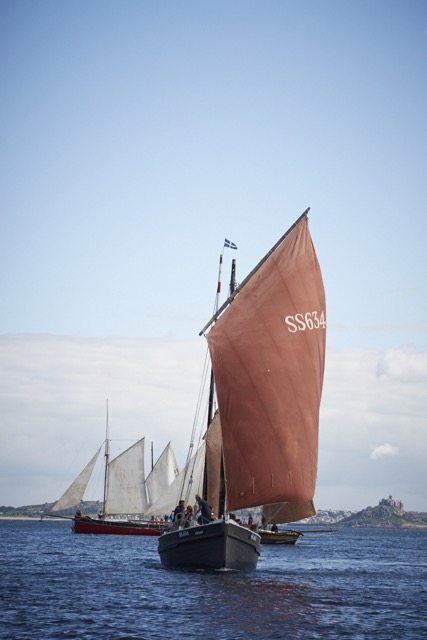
379,495,403,510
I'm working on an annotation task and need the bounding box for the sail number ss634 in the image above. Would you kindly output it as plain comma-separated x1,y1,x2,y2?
283,310,326,333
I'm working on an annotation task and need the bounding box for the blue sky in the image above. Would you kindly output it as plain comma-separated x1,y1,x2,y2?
1,1,426,511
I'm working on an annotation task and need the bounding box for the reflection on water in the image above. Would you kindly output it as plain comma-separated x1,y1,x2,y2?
199,573,314,639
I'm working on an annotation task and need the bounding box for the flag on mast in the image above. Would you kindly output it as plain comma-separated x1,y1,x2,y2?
224,238,238,250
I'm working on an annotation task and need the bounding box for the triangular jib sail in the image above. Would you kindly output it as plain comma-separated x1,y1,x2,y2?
51,447,102,512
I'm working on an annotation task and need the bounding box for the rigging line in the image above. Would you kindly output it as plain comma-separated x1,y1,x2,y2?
184,386,210,505
177,345,211,503
188,346,210,457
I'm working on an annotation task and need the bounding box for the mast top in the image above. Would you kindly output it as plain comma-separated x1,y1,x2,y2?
199,208,310,336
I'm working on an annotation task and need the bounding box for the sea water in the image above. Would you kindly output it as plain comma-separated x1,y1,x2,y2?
0,519,425,639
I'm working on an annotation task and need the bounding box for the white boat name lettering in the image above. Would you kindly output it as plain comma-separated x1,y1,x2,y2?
178,530,189,538
283,310,326,333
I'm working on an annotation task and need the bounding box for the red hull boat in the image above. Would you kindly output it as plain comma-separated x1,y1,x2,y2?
73,516,166,536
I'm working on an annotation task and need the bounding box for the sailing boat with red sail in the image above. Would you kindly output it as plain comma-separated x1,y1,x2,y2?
158,208,326,570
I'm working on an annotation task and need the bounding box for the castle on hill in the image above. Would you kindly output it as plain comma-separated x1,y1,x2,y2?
379,495,403,510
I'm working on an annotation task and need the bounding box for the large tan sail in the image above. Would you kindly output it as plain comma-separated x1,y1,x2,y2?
207,215,326,512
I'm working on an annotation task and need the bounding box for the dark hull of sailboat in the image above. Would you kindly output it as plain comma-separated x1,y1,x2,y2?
259,529,303,545
73,517,166,536
158,520,261,571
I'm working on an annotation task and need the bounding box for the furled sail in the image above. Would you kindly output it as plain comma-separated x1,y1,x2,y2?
145,442,179,507
144,441,206,517
207,214,326,512
105,438,148,515
51,446,102,512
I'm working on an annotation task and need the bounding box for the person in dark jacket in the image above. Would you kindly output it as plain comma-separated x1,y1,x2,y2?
195,494,212,525
172,499,185,529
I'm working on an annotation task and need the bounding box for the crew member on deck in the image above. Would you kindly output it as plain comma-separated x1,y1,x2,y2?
195,494,212,525
172,500,185,529
184,505,194,528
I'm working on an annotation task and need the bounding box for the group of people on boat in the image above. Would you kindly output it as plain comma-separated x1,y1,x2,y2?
168,494,215,530
165,496,285,533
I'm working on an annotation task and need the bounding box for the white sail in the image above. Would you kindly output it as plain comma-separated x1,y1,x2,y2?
105,438,149,515
51,446,102,512
145,442,179,507
144,441,206,517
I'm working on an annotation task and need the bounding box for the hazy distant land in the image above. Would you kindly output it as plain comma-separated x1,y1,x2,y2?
1,496,426,529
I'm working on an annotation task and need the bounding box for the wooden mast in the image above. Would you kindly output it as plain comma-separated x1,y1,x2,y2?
205,254,237,519
102,399,110,519
217,257,236,519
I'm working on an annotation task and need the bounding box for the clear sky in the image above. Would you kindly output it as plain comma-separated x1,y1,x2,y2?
1,1,426,512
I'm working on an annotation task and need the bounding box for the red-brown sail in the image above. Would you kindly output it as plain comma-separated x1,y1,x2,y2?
262,499,316,525
205,411,222,518
206,214,326,512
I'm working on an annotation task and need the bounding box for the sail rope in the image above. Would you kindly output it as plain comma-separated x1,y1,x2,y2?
177,344,211,506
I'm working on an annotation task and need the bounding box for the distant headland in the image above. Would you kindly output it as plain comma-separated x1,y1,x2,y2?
336,495,427,529
298,495,427,529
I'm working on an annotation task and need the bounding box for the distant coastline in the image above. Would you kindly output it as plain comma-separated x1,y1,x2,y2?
0,516,68,521
1,494,426,529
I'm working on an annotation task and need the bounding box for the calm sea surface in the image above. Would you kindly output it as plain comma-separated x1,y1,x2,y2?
0,519,426,639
